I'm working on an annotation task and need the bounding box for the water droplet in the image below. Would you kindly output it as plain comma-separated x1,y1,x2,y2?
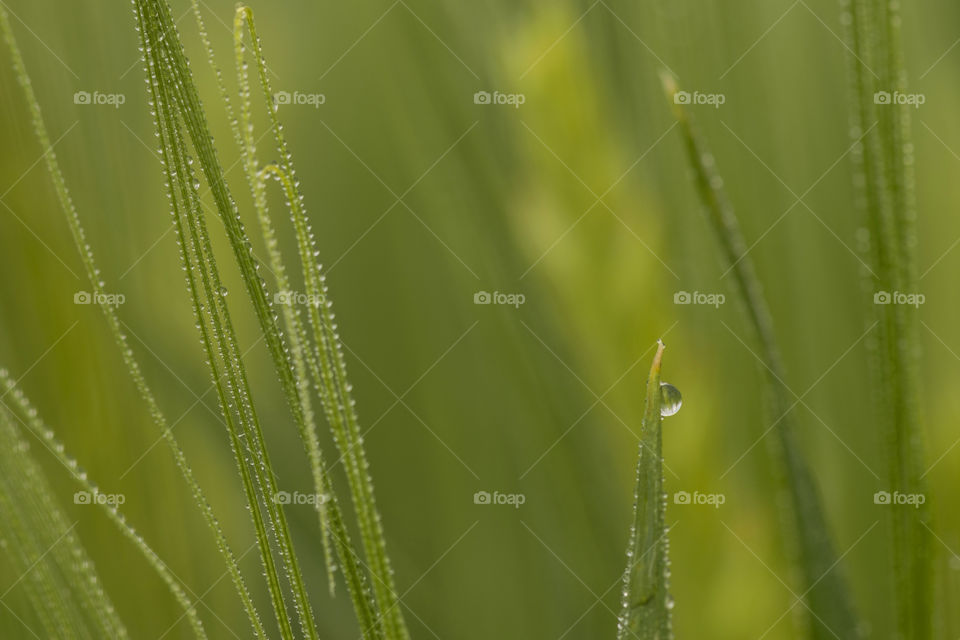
659,382,682,417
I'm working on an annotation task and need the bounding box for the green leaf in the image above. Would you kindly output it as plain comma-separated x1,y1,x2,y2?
845,1,931,636
618,340,672,640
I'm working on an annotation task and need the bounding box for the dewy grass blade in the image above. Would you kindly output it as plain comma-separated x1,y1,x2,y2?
186,3,401,637
136,2,307,637
618,340,671,640
230,9,408,637
845,1,931,636
0,5,266,639
185,5,385,634
0,370,210,639
0,409,126,640
661,73,861,639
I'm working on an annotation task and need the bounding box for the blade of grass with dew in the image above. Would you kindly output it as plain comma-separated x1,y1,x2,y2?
229,5,386,635
136,2,310,637
184,6,384,637
617,340,671,640
137,1,373,637
0,411,125,640
661,73,861,639
0,5,269,638
228,8,408,637
176,1,401,636
845,1,931,636
0,370,215,639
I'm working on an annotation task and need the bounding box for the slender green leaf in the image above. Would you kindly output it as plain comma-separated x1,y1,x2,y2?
845,1,931,636
618,340,671,640
661,73,861,639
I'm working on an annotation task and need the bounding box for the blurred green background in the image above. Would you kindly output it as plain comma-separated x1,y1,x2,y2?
1,0,958,637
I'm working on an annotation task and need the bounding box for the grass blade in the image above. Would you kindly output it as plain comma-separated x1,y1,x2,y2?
135,2,311,636
845,1,931,636
661,73,861,639
0,5,267,638
0,370,210,639
229,9,408,636
618,340,671,640
184,5,385,635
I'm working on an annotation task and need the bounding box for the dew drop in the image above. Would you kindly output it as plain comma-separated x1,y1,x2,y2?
659,382,682,417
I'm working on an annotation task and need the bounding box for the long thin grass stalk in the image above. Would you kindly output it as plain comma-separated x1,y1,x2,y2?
0,371,209,639
184,5,385,635
0,5,266,638
185,3,403,637
135,2,317,637
229,9,408,637
617,340,672,639
137,0,406,637
661,73,861,639
0,410,128,640
845,0,930,636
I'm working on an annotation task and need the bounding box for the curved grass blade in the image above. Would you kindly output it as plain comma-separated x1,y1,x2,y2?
618,340,671,640
183,5,385,635
0,6,267,639
229,12,409,636
844,1,931,636
135,2,312,637
661,73,861,639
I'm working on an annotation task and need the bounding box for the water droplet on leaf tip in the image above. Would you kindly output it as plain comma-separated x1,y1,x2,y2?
659,382,682,417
